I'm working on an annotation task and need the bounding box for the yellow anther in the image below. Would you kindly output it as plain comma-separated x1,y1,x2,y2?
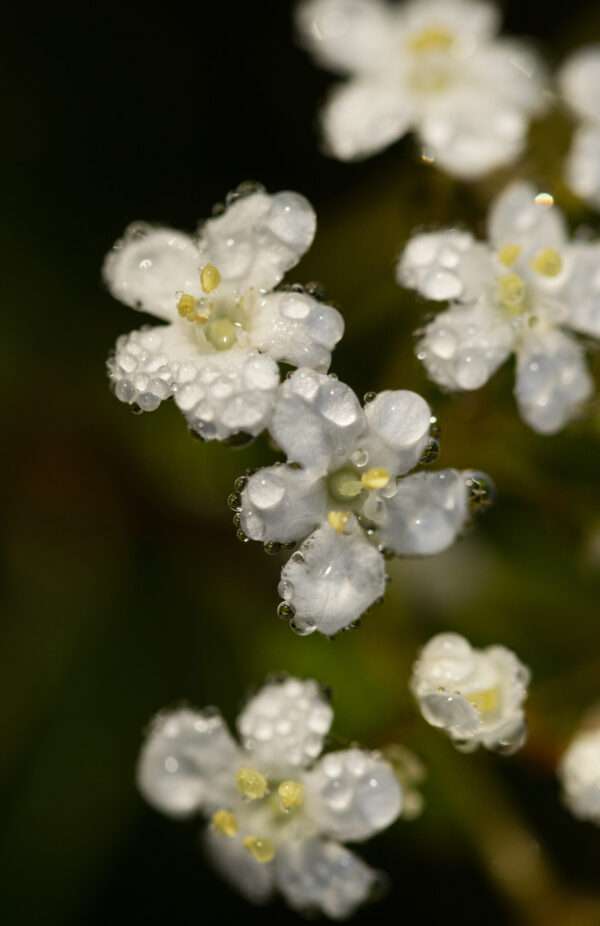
211,809,238,838
466,687,500,716
205,317,238,351
409,26,454,53
236,767,269,801
278,780,305,811
361,467,391,490
498,273,528,314
177,293,208,323
531,248,563,278
498,243,522,267
200,263,221,293
327,511,351,534
243,836,275,864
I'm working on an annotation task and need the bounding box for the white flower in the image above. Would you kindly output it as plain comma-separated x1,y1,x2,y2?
410,632,530,753
236,368,492,636
560,726,600,824
296,0,546,178
104,183,344,441
137,675,404,919
559,46,600,209
398,181,598,433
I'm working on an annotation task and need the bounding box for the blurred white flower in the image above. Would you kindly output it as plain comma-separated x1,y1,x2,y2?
560,726,600,824
297,0,547,178
398,181,598,433
236,369,492,636
559,46,600,209
410,632,530,753
104,183,344,441
138,675,404,919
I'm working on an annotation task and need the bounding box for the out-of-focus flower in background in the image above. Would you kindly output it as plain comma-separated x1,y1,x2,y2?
138,675,409,918
398,181,600,433
411,632,530,753
296,0,547,177
104,183,344,441
560,45,600,209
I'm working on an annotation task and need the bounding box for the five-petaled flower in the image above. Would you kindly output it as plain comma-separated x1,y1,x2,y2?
560,45,600,210
296,0,546,178
236,369,492,637
411,632,530,753
104,183,344,441
138,676,404,919
398,181,599,433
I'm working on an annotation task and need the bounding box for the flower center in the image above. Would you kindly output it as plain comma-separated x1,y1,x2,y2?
408,26,455,54
176,262,249,351
465,687,500,716
326,466,391,533
497,272,529,315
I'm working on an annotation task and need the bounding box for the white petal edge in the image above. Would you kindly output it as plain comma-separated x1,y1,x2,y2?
363,390,432,476
321,79,413,161
204,826,275,904
240,464,326,544
251,290,344,372
296,0,398,76
559,45,600,124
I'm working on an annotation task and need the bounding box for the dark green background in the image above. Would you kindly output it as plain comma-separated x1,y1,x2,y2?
4,2,600,923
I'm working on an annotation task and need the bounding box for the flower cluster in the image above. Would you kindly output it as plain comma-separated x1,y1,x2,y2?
560,723,600,824
297,0,547,177
411,633,530,754
138,676,407,919
398,181,599,433
560,46,600,209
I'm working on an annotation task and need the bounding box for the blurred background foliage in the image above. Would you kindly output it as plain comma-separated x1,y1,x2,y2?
4,1,600,923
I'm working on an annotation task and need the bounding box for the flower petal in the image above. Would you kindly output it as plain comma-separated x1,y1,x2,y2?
563,243,600,338
271,369,366,474
487,181,567,253
564,124,600,209
321,79,413,161
296,0,397,75
109,324,280,439
515,329,593,434
204,827,275,905
560,45,600,124
398,230,492,303
560,730,600,824
137,708,240,817
198,190,316,293
363,390,432,476
304,748,402,841
280,523,386,636
276,838,378,920
251,290,344,372
416,301,515,391
399,0,500,44
237,676,334,776
377,469,470,556
103,225,201,321
240,465,326,544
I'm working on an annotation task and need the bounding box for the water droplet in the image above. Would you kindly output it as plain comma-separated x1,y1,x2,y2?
224,431,255,449
225,180,265,206
236,529,249,543
464,471,496,513
277,579,294,600
363,391,377,404
351,449,369,468
227,493,242,512
234,475,248,493
290,617,316,636
264,541,282,556
304,280,327,301
277,601,296,621
419,438,440,465
232,514,241,528
290,551,305,564
211,201,226,217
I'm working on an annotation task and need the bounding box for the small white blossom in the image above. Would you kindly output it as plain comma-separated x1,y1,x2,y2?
296,0,546,178
236,369,492,636
398,181,599,433
410,632,530,753
138,676,404,919
104,183,344,441
559,46,600,209
560,725,600,824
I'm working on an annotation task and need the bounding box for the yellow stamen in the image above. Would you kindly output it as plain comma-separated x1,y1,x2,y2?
409,26,454,53
205,317,238,351
200,263,221,293
278,780,305,811
498,273,527,314
531,248,563,278
327,511,351,534
361,467,391,490
236,767,268,801
211,809,238,837
498,243,522,267
243,836,275,864
466,687,500,716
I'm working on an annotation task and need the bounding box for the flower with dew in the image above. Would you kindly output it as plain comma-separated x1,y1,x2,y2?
104,183,344,441
410,632,530,753
560,723,600,824
137,675,409,919
235,368,493,637
559,45,600,210
398,181,599,434
296,0,546,178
